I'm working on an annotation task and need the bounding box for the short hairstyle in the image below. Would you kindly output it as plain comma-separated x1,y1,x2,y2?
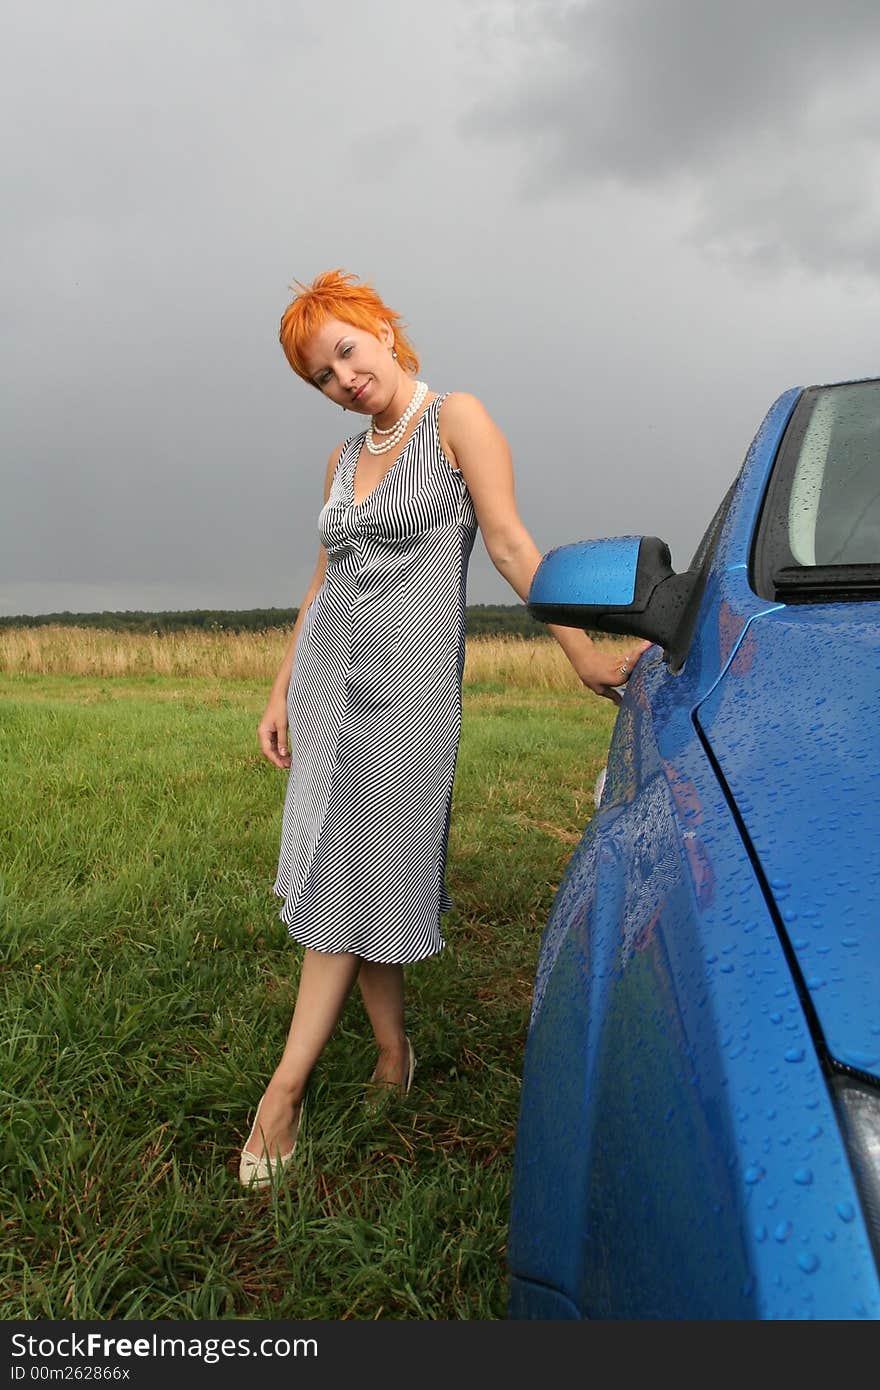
279,269,420,384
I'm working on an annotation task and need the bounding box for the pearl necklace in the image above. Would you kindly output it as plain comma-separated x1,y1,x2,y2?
364,380,429,455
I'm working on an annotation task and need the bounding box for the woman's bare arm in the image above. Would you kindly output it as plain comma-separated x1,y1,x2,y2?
441,393,650,702
257,444,341,767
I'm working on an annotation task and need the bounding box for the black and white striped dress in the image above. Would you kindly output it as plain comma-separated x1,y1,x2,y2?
273,393,478,963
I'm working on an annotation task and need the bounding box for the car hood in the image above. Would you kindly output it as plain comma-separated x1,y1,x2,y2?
694,602,880,1082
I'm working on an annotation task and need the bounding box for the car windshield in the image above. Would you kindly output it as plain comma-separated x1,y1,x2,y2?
787,381,880,566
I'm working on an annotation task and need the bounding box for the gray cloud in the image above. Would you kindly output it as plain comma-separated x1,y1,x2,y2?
3,0,880,619
469,0,880,275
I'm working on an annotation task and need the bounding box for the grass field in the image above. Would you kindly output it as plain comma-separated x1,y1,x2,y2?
1,631,621,1320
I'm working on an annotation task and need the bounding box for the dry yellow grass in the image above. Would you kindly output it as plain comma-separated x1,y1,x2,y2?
0,625,286,680
462,634,628,690
0,625,629,689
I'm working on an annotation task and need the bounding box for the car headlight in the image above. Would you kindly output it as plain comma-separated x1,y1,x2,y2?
831,1073,880,1261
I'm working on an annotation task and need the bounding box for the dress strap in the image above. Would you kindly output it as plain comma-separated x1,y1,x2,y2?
430,392,465,480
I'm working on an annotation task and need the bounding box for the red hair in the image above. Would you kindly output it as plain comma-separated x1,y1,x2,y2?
279,269,420,384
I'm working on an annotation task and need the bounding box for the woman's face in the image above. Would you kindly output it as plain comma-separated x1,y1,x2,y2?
301,316,395,414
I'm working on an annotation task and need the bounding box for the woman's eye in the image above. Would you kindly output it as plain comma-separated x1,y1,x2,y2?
341,345,353,357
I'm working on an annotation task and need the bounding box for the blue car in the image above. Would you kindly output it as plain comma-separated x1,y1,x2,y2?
508,377,880,1320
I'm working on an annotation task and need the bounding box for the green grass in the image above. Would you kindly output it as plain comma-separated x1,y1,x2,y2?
0,673,615,1320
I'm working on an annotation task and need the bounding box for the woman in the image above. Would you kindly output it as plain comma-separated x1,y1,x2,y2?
239,269,648,1187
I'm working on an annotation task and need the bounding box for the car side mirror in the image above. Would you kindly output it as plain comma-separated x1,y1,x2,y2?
527,536,702,670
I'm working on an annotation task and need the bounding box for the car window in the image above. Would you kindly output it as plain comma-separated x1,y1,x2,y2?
790,384,880,564
752,379,880,601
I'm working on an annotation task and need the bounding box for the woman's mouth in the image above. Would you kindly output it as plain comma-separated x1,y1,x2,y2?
352,382,369,403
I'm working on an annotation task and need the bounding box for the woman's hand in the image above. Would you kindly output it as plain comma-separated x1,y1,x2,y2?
577,640,654,706
258,691,292,769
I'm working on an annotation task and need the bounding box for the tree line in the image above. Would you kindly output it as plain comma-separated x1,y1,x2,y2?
0,604,556,639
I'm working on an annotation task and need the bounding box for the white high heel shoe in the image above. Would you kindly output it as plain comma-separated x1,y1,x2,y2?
238,1093,303,1189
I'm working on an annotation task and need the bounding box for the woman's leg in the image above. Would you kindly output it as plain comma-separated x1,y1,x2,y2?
357,960,410,1086
243,947,361,1159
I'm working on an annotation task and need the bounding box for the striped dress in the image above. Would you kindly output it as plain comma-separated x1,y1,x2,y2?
273,392,478,963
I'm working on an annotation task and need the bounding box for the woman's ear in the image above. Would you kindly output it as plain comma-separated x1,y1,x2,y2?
379,319,394,349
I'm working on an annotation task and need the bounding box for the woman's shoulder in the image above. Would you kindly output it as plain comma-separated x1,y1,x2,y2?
435,393,503,474
437,389,483,411
435,391,491,426
436,391,498,444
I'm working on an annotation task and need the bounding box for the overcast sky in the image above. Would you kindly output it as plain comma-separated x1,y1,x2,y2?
4,0,880,616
